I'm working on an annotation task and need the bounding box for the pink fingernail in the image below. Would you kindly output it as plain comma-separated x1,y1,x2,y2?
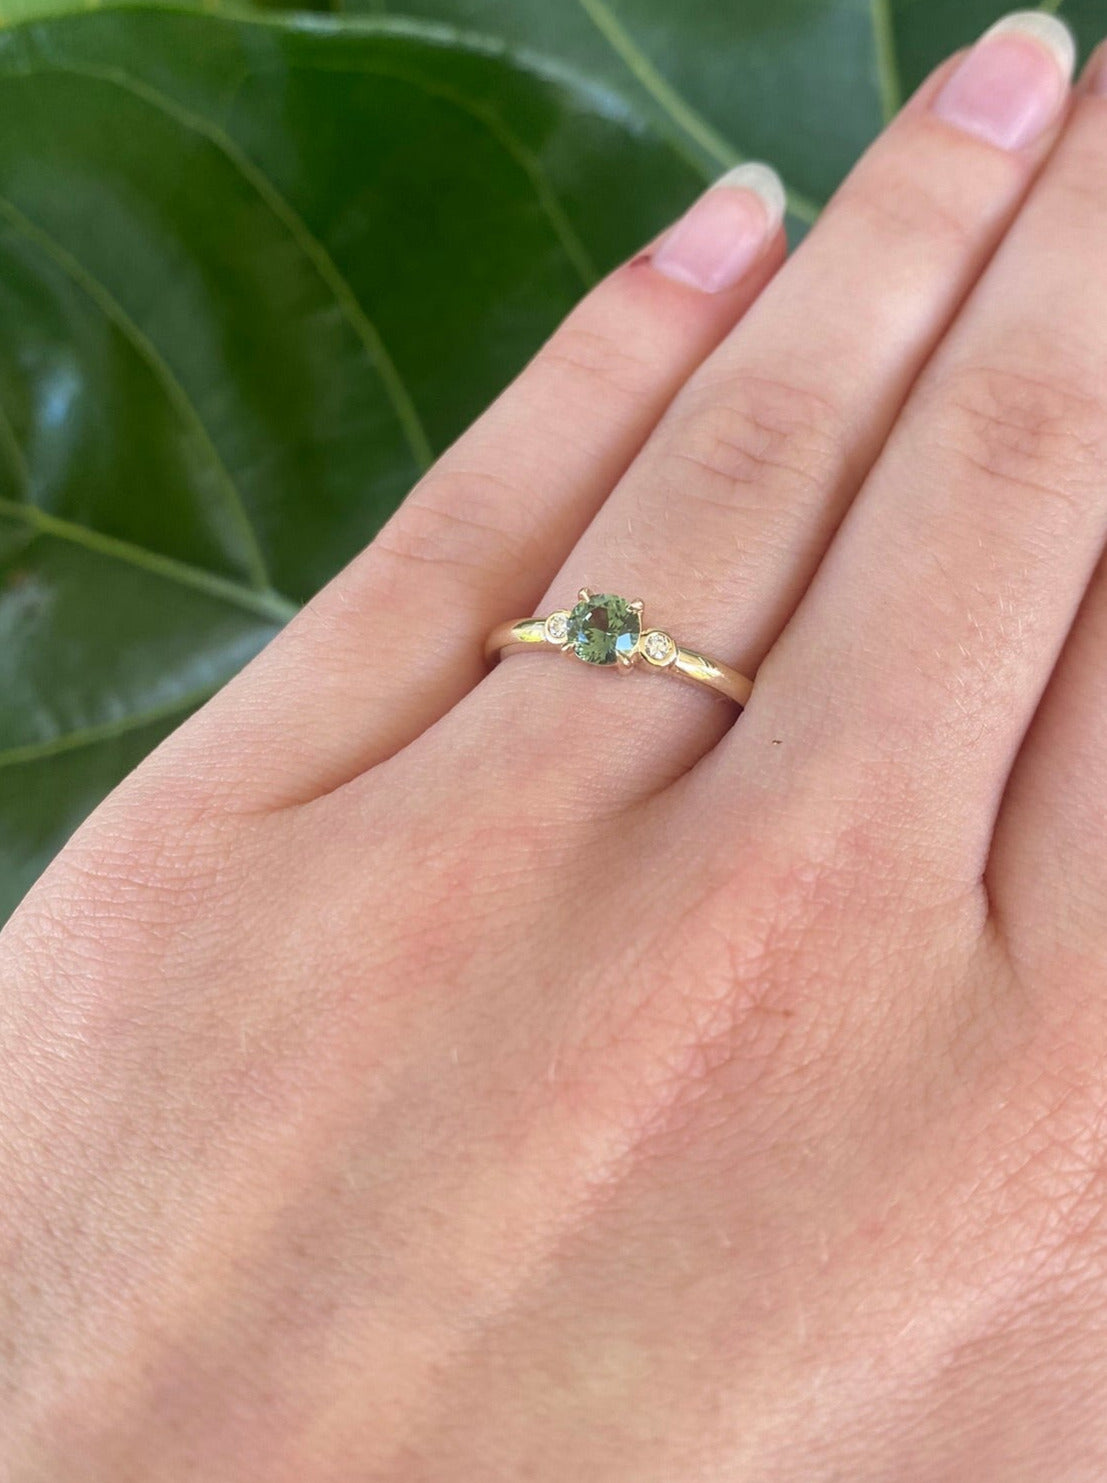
651,163,785,294
932,12,1075,150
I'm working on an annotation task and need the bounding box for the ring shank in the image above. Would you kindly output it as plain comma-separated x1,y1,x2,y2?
484,618,753,708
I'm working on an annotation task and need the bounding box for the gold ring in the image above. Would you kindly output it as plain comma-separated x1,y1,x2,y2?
484,589,753,709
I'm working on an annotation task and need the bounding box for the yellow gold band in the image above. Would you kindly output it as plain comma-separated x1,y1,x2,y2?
484,592,754,709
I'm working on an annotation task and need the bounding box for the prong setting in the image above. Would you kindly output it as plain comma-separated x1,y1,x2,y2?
563,591,641,667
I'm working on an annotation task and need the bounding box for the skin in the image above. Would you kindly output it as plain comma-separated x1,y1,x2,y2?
5,32,1107,1483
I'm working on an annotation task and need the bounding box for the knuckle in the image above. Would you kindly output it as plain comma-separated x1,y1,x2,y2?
927,360,1107,523
540,320,654,407
372,469,533,580
1046,137,1107,234
830,157,976,257
367,318,656,587
662,371,843,512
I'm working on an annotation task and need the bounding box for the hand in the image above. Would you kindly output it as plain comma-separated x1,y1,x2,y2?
4,13,1106,1478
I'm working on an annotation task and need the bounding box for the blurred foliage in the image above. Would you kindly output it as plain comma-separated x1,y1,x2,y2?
0,0,1095,918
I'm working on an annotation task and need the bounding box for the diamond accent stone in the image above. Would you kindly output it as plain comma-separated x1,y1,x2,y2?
545,611,569,643
642,629,676,665
566,593,641,666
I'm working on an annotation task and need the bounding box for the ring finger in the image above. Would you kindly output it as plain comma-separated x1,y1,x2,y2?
161,166,785,811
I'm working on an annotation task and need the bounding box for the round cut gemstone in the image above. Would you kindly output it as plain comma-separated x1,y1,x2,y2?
545,611,569,643
643,630,676,665
566,593,641,666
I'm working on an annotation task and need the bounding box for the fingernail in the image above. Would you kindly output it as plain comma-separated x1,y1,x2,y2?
932,12,1075,150
651,163,785,294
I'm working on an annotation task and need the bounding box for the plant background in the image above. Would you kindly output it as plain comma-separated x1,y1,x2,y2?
0,0,1097,920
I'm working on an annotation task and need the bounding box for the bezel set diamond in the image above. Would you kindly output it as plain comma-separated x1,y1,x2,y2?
544,611,570,644
641,628,677,667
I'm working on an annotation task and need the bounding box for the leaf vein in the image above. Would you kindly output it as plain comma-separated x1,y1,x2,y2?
0,191,275,591
0,682,221,770
572,0,821,223
42,59,436,472
869,0,903,124
0,496,298,623
286,54,601,288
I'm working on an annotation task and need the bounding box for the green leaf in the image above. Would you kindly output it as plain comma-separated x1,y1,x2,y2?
348,1,1099,220
366,0,891,221
0,0,1101,921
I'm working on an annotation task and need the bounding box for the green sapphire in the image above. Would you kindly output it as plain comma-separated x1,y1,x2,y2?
566,592,641,666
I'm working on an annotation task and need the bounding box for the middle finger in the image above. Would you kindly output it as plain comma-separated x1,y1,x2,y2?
471,14,1074,800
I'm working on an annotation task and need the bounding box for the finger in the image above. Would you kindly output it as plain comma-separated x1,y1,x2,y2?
166,167,786,809
989,546,1107,960
745,45,1107,882
991,54,1107,961
467,12,1076,803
